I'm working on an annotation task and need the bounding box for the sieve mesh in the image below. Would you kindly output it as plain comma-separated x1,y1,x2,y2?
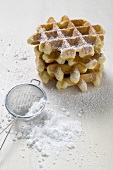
5,83,47,118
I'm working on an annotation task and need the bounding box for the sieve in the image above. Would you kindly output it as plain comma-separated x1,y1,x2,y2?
0,79,47,150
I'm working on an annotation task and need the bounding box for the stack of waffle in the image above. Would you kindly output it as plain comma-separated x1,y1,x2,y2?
27,15,105,92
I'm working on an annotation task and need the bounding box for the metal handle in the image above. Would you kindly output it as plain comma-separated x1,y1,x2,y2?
0,124,13,150
30,79,41,86
0,119,14,135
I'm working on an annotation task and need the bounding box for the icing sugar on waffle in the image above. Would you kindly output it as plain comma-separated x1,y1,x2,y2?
39,22,94,58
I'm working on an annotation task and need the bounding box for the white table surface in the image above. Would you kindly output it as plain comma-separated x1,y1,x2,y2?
0,0,113,170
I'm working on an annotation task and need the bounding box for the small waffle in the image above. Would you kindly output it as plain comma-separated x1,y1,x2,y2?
28,15,105,58
36,52,105,74
56,71,102,92
37,55,105,91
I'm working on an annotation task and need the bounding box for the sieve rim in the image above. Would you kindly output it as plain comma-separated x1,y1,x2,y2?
5,83,47,119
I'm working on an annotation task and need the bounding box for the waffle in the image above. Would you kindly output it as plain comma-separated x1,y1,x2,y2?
36,52,105,91
34,45,105,66
28,15,104,58
56,71,102,92
36,53,105,79
34,46,65,64
27,15,105,92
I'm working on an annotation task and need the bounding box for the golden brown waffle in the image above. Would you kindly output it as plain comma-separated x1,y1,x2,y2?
36,52,105,74
27,15,105,92
35,52,105,91
38,69,102,92
34,46,65,64
34,45,105,66
28,15,105,58
56,71,102,92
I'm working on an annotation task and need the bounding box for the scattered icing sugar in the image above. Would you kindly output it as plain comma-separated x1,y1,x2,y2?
86,59,97,69
49,36,56,40
69,21,87,45
17,108,83,155
79,79,87,92
53,23,70,48
70,68,80,83
40,28,48,41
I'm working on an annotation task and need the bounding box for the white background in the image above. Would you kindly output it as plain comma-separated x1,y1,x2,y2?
0,0,113,170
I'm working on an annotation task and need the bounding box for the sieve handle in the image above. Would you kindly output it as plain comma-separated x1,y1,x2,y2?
0,124,13,150
30,79,41,86
0,119,15,135
0,119,15,150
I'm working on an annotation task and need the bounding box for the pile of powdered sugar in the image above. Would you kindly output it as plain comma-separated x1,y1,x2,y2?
25,98,46,117
16,101,83,156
